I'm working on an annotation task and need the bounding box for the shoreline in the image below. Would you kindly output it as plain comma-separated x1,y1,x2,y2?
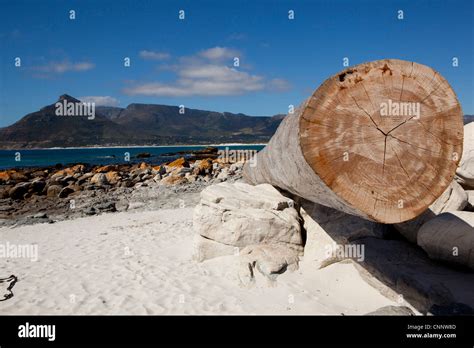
0,143,268,151
0,153,245,226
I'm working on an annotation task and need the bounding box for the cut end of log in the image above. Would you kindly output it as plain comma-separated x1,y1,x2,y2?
299,59,464,223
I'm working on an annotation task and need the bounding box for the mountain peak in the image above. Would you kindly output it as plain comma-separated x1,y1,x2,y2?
58,94,81,103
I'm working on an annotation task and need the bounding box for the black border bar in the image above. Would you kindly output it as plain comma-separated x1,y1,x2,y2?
0,315,473,346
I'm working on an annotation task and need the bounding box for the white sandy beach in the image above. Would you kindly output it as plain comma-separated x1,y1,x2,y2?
0,207,406,315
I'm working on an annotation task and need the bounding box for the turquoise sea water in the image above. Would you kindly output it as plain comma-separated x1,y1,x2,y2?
0,145,265,170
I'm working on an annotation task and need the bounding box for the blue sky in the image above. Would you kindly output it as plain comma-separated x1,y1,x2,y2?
0,0,472,126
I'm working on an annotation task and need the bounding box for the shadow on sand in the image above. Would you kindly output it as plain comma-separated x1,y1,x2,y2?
294,196,474,315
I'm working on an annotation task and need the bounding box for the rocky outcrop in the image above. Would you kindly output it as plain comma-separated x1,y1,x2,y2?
194,183,303,249
193,182,304,284
394,181,468,243
0,155,247,225
456,122,474,188
417,211,474,269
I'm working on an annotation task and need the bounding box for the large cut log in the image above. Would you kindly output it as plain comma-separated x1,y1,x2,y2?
244,59,464,224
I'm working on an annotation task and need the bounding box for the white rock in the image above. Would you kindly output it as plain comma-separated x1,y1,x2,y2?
193,182,303,262
394,181,468,243
230,161,244,172
216,168,229,180
238,244,300,286
456,122,474,188
417,211,474,269
194,183,302,247
193,235,237,262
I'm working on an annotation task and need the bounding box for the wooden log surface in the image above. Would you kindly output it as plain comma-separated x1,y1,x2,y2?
243,59,464,224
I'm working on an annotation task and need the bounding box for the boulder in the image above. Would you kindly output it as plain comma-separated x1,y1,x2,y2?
417,211,474,269
46,185,62,198
0,171,11,183
76,172,94,185
30,170,47,178
105,171,121,185
194,235,237,262
193,182,304,285
430,180,468,213
59,174,76,185
152,165,166,175
139,162,150,170
160,174,187,186
94,165,117,173
58,186,75,198
394,181,468,243
456,122,474,188
229,161,244,173
30,179,46,193
216,168,229,181
193,182,304,261
90,173,108,186
178,167,193,175
0,170,27,184
238,244,300,285
167,157,189,169
0,185,12,199
192,159,213,175
8,182,30,200
51,164,85,179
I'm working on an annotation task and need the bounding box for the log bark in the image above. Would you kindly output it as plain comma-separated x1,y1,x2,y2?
244,59,464,224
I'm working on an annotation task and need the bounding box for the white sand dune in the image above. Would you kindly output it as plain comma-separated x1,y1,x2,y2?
0,208,404,315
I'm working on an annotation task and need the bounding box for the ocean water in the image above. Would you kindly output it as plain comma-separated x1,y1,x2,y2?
0,145,265,170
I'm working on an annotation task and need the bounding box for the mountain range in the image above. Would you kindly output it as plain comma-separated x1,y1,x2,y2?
0,95,472,150
0,95,284,149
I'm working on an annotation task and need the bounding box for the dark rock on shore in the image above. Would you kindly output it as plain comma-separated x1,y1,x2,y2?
136,152,152,158
0,155,246,226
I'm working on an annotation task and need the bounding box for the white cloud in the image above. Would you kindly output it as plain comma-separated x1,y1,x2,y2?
123,47,289,97
139,50,171,60
199,46,240,60
124,66,264,97
79,96,120,107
